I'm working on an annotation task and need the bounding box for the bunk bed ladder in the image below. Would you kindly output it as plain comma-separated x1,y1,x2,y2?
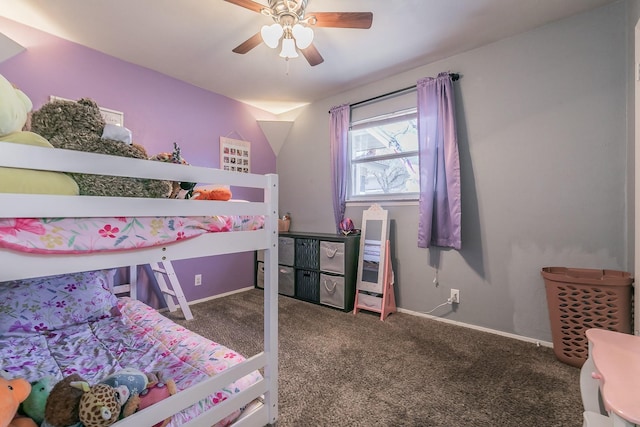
146,262,194,321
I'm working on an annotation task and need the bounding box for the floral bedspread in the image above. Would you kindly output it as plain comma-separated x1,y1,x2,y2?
0,215,264,254
0,297,263,427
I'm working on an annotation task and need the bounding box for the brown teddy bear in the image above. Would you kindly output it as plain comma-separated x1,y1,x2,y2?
30,98,172,198
43,374,86,427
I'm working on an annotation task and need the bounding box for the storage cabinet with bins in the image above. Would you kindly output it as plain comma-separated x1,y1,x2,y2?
255,232,360,312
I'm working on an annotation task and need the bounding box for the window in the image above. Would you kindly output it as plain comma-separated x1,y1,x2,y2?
348,108,419,200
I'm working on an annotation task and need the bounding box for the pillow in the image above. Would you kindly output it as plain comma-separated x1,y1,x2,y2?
0,132,80,195
0,269,119,334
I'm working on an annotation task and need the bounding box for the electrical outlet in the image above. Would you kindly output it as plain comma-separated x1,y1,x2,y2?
194,274,202,286
450,289,460,304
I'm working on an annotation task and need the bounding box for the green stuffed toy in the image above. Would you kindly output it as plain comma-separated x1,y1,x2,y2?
21,376,57,425
0,75,31,137
0,74,79,195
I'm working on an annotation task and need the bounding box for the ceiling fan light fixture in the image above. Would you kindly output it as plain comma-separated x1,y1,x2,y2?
279,37,299,58
291,23,313,49
227,0,372,67
261,23,284,48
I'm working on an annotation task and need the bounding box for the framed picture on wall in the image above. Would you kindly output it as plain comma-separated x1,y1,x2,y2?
220,136,251,173
49,96,125,127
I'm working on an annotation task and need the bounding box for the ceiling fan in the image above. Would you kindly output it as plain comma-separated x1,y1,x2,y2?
225,0,373,66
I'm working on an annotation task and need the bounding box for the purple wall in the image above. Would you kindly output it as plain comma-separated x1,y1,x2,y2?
0,17,276,306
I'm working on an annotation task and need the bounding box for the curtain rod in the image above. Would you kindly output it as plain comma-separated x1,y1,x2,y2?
329,73,460,113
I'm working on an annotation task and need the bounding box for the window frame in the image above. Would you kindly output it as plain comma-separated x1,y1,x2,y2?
346,107,420,202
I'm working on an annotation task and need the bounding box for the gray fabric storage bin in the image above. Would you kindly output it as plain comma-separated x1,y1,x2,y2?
278,265,295,296
320,273,345,309
256,249,265,262
256,261,264,289
278,237,295,266
319,241,345,274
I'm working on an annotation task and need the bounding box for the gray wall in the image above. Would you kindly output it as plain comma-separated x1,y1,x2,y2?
277,2,629,342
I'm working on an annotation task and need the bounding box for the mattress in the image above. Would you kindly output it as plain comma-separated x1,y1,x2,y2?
0,215,264,254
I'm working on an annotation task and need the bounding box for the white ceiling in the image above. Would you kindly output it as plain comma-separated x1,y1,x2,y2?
0,0,619,114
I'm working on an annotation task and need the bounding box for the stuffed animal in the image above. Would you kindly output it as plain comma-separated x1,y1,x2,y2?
150,142,196,198
121,374,177,427
192,187,232,201
72,382,127,427
0,376,37,427
43,374,86,427
30,97,172,198
339,217,356,235
0,74,79,195
21,376,57,425
0,76,31,136
99,368,147,419
99,368,148,398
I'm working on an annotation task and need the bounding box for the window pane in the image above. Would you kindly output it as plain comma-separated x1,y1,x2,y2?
348,108,419,199
350,116,418,161
351,155,419,196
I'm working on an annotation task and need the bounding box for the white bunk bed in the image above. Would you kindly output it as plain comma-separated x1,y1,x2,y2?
0,142,279,427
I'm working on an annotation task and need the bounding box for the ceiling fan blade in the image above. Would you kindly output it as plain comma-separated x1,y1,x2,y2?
309,12,373,29
301,43,324,66
232,32,263,54
224,0,266,13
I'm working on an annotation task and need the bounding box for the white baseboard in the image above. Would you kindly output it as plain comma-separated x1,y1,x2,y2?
176,288,554,348
188,286,255,306
157,286,255,314
397,307,554,348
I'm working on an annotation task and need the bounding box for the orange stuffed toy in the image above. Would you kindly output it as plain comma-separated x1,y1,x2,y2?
0,377,37,427
192,187,232,201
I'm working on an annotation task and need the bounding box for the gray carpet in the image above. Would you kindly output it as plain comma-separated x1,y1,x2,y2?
168,289,582,427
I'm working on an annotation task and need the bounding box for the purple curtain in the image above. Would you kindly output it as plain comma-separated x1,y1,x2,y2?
329,104,350,234
417,72,461,249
